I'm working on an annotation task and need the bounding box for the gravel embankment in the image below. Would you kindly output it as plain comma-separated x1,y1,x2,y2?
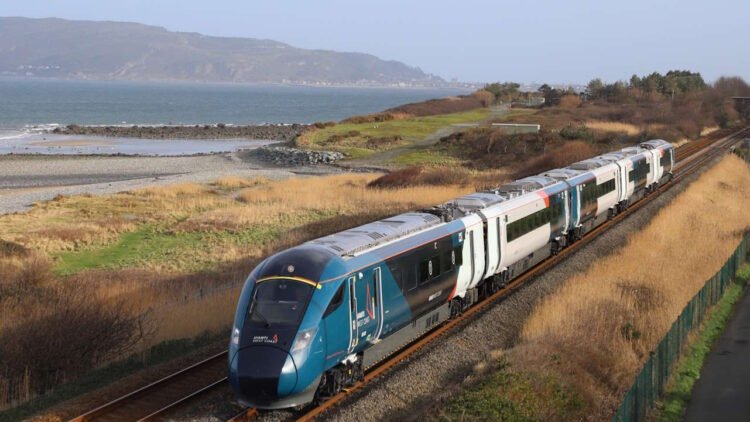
0,153,342,214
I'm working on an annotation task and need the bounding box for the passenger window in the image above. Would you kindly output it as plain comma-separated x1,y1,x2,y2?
324,283,345,317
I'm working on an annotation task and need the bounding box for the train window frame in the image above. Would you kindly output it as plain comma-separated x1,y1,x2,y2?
323,282,346,317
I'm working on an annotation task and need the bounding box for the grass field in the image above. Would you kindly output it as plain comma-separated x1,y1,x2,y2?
296,108,492,160
441,155,750,420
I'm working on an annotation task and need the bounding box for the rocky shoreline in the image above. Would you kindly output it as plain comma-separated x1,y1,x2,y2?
51,123,309,141
248,145,344,166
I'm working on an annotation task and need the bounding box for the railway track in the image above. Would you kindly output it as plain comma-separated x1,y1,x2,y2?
70,127,748,422
69,351,228,421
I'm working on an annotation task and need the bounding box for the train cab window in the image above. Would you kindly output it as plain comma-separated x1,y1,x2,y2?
323,283,346,317
441,251,452,273
432,256,441,278
418,260,430,284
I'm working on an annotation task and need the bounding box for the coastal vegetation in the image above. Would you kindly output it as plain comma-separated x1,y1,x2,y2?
440,156,750,420
299,72,750,173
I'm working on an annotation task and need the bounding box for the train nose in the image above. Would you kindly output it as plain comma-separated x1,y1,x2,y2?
231,346,298,407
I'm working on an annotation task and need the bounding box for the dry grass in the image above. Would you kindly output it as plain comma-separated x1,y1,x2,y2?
131,182,209,198
211,176,266,189
585,120,642,135
508,156,750,419
236,174,470,214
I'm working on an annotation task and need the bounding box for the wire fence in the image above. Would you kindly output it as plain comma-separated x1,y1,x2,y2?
612,232,749,422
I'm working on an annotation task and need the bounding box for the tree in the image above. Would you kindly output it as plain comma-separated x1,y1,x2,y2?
484,82,521,103
586,78,604,99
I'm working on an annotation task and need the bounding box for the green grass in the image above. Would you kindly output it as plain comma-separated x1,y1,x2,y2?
53,209,339,274
54,225,280,274
440,361,585,421
654,264,750,421
392,149,463,166
299,108,492,157
0,332,225,422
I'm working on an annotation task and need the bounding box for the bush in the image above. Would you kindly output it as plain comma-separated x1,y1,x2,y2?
367,167,423,188
367,166,470,188
312,121,336,129
559,95,582,109
342,112,398,124
0,277,152,405
559,124,593,141
513,141,597,179
366,135,402,149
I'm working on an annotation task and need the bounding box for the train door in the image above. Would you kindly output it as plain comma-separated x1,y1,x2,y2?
347,276,358,352
373,267,384,341
348,271,381,351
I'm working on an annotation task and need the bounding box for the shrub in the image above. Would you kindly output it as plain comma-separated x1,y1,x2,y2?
559,95,582,109
312,121,336,129
341,112,398,124
366,135,402,149
367,166,470,188
559,124,593,141
513,141,597,179
367,167,423,188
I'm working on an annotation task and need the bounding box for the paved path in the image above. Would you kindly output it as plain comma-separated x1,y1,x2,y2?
685,284,750,422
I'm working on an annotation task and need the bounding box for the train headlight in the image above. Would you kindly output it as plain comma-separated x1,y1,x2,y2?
231,327,240,346
291,327,318,352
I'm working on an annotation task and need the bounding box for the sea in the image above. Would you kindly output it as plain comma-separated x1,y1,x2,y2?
0,77,467,155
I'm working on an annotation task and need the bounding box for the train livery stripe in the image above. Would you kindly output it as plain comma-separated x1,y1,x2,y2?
256,275,321,288
536,190,550,207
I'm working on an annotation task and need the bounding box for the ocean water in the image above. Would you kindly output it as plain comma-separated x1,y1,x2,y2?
0,77,467,137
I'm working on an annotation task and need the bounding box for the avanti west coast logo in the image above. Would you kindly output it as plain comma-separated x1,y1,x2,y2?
252,334,279,344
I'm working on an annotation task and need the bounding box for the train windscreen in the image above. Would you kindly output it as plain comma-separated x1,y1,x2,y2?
247,279,314,327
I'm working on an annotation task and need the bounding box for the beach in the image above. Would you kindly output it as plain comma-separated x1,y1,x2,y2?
0,152,343,214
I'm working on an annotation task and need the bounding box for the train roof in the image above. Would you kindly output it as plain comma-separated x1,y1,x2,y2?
639,139,672,150
306,212,442,258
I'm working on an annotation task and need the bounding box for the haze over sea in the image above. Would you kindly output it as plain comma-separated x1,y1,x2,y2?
0,77,466,138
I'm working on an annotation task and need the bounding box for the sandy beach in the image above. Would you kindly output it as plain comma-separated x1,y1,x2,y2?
0,153,343,214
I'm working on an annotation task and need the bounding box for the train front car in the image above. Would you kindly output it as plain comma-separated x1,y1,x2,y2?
229,245,345,409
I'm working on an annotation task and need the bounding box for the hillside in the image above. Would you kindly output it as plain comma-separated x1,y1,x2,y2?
0,17,442,86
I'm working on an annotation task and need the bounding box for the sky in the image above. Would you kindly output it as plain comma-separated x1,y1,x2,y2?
1,0,748,84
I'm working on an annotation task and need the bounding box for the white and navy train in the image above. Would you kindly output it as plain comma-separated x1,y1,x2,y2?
229,139,674,409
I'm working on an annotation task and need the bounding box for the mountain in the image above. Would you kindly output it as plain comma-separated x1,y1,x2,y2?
0,17,443,86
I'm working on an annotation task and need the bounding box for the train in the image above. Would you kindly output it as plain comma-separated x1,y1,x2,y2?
228,139,674,409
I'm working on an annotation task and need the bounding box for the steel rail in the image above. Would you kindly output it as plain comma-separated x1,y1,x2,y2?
69,351,228,421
